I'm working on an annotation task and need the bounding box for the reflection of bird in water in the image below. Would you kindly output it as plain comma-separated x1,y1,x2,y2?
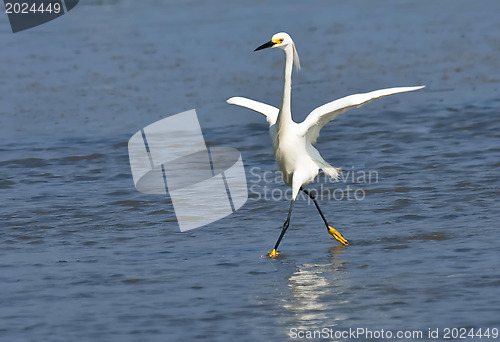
285,266,330,326
228,32,424,257
284,247,348,328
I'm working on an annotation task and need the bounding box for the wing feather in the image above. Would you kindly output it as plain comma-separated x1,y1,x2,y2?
227,97,279,126
299,86,425,144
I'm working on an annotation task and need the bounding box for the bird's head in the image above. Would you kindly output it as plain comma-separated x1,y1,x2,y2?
255,32,300,71
255,32,292,51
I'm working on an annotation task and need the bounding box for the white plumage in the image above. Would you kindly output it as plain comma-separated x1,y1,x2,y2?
227,32,424,257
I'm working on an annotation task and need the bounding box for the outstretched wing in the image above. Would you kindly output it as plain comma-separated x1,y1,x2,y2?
298,86,425,144
227,97,279,126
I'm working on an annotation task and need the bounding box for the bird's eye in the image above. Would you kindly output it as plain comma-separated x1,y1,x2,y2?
278,38,284,43
272,38,285,45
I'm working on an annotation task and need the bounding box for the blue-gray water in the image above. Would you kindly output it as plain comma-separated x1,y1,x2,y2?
1,1,499,341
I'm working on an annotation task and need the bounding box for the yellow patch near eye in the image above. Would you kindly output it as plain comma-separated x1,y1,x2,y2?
272,38,284,44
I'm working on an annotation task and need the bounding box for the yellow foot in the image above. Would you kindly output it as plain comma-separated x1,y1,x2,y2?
267,249,279,258
328,226,349,246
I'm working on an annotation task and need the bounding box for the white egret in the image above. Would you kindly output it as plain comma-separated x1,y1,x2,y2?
227,32,424,257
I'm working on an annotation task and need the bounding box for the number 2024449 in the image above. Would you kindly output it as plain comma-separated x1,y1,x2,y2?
442,327,499,339
5,2,62,14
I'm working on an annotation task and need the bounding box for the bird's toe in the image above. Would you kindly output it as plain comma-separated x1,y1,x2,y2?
328,226,349,246
267,249,280,258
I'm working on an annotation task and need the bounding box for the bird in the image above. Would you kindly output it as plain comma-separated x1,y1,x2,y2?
227,32,424,257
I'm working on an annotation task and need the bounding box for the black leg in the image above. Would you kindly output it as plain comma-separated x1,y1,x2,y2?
268,199,295,257
302,189,329,228
302,188,349,246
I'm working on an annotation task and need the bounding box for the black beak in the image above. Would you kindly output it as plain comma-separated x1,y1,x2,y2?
254,40,276,51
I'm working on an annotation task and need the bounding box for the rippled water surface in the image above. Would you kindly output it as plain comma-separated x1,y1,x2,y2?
1,1,499,341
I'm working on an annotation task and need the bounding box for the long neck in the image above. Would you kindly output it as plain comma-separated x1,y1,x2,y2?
277,45,294,131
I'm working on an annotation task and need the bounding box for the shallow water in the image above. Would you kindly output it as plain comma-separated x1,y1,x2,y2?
1,1,499,341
